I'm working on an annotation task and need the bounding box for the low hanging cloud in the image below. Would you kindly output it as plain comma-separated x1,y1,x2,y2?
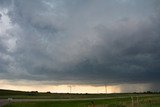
0,0,160,88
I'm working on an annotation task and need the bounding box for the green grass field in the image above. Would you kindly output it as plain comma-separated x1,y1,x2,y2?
3,96,160,107
1,89,160,107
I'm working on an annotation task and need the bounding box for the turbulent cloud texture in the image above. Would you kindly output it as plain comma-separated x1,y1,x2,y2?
0,0,160,88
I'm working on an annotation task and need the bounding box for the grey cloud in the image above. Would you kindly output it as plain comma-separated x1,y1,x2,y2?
0,0,11,8
0,13,2,20
148,83,160,92
0,0,160,89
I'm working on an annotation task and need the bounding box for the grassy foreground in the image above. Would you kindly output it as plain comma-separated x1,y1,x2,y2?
3,96,160,107
1,89,160,107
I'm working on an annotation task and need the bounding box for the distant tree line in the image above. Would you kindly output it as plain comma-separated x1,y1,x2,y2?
133,91,160,94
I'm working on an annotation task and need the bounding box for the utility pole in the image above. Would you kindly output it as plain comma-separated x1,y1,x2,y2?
105,81,108,95
105,85,107,94
68,85,72,93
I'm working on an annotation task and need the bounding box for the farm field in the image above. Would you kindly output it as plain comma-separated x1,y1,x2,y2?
3,96,160,107
1,89,160,107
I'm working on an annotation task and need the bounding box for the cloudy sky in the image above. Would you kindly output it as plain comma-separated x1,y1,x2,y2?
0,0,160,93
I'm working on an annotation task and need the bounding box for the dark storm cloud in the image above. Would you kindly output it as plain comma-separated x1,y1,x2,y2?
0,0,160,87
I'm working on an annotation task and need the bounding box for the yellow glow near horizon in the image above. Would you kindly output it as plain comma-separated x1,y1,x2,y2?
0,80,121,93
0,80,150,93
